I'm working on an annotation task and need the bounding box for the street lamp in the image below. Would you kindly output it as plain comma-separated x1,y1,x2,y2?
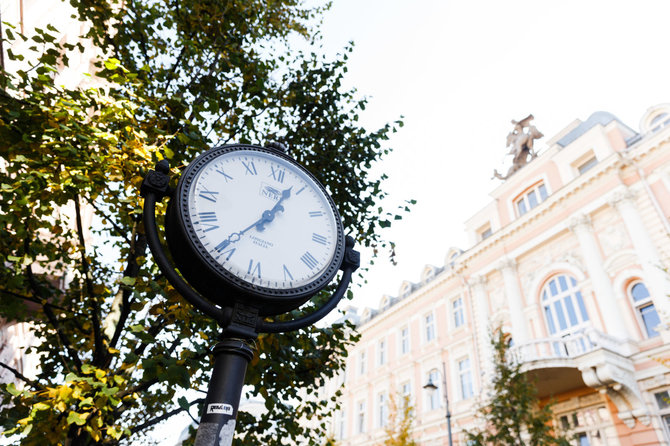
423,362,453,446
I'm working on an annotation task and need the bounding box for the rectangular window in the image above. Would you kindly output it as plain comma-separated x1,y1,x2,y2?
655,391,670,440
377,392,388,428
517,199,528,216
378,339,386,365
427,369,441,410
458,358,474,399
425,313,435,342
359,351,366,375
400,326,410,355
337,409,346,440
480,226,492,240
453,297,464,328
357,400,366,433
578,156,598,174
527,190,538,208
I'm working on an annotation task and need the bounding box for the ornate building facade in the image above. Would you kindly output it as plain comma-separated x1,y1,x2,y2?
328,105,670,445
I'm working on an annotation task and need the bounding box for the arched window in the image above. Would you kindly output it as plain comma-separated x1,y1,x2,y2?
629,282,660,338
542,275,589,336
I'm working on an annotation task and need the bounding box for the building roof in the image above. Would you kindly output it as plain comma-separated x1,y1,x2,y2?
556,111,637,147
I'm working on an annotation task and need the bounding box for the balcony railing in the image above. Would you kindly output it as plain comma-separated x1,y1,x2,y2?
509,328,620,364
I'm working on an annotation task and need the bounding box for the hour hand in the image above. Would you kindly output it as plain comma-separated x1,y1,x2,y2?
256,187,292,231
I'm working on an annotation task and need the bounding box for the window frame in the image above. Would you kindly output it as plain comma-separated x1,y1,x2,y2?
359,350,366,376
356,400,366,434
424,312,436,343
452,296,465,329
541,274,590,337
378,338,386,366
458,357,474,400
628,281,660,338
399,325,410,355
377,391,388,428
426,369,441,411
655,389,670,441
515,182,549,217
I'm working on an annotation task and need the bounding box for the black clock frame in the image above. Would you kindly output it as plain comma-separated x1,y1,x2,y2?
164,144,345,316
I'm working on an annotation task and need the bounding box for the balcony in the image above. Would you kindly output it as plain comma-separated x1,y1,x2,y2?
508,328,650,427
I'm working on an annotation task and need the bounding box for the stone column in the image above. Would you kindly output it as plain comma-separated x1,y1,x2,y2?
569,214,628,339
469,275,493,380
497,258,530,344
609,189,670,323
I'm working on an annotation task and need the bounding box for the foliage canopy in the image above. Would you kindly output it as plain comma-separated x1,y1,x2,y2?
0,0,408,444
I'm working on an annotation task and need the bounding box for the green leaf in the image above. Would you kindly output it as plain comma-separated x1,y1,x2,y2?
120,276,136,286
67,411,88,426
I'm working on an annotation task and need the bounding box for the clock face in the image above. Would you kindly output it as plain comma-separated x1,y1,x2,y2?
180,147,341,291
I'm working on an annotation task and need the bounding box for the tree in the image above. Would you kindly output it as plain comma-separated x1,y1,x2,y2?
380,393,417,446
465,329,571,446
0,1,408,444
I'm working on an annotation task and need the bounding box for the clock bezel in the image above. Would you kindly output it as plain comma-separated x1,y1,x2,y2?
165,144,345,315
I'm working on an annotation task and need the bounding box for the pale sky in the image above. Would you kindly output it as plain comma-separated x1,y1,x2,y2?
316,0,670,311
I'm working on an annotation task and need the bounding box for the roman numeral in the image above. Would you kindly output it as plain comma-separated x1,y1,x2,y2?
309,210,324,218
247,259,261,278
199,212,217,222
312,233,327,245
269,166,285,183
300,251,319,270
242,161,257,175
283,264,294,281
216,247,236,261
215,168,233,182
199,186,219,203
197,212,219,232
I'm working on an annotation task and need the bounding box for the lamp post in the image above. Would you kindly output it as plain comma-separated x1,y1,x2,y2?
140,143,360,446
423,362,453,446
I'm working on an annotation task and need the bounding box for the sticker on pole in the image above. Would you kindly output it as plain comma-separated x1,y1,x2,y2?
207,403,234,415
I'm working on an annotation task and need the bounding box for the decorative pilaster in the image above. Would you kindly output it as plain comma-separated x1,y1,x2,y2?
497,259,530,344
569,214,628,339
609,189,670,324
469,275,493,380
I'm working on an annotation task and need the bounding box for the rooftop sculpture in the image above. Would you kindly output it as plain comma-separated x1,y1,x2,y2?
493,114,544,180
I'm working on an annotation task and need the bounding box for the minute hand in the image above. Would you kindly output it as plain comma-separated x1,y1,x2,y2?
256,186,292,231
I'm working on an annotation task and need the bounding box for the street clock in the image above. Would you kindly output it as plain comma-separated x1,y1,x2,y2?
165,144,345,315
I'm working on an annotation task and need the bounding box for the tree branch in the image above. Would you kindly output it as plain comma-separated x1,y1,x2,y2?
86,199,131,244
74,194,105,366
0,360,43,390
129,398,204,435
26,262,82,372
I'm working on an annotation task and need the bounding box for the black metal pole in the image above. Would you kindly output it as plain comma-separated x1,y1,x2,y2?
442,361,453,446
194,339,255,446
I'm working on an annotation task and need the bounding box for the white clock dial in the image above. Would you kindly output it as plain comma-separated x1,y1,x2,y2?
185,149,339,289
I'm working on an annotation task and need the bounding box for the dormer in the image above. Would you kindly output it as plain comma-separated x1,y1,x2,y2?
398,281,413,299
640,103,670,135
445,247,464,268
379,294,395,311
420,265,438,284
360,307,378,324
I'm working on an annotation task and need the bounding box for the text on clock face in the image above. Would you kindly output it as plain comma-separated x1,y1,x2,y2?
186,150,339,289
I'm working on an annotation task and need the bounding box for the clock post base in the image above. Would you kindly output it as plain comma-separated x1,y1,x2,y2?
194,338,255,446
